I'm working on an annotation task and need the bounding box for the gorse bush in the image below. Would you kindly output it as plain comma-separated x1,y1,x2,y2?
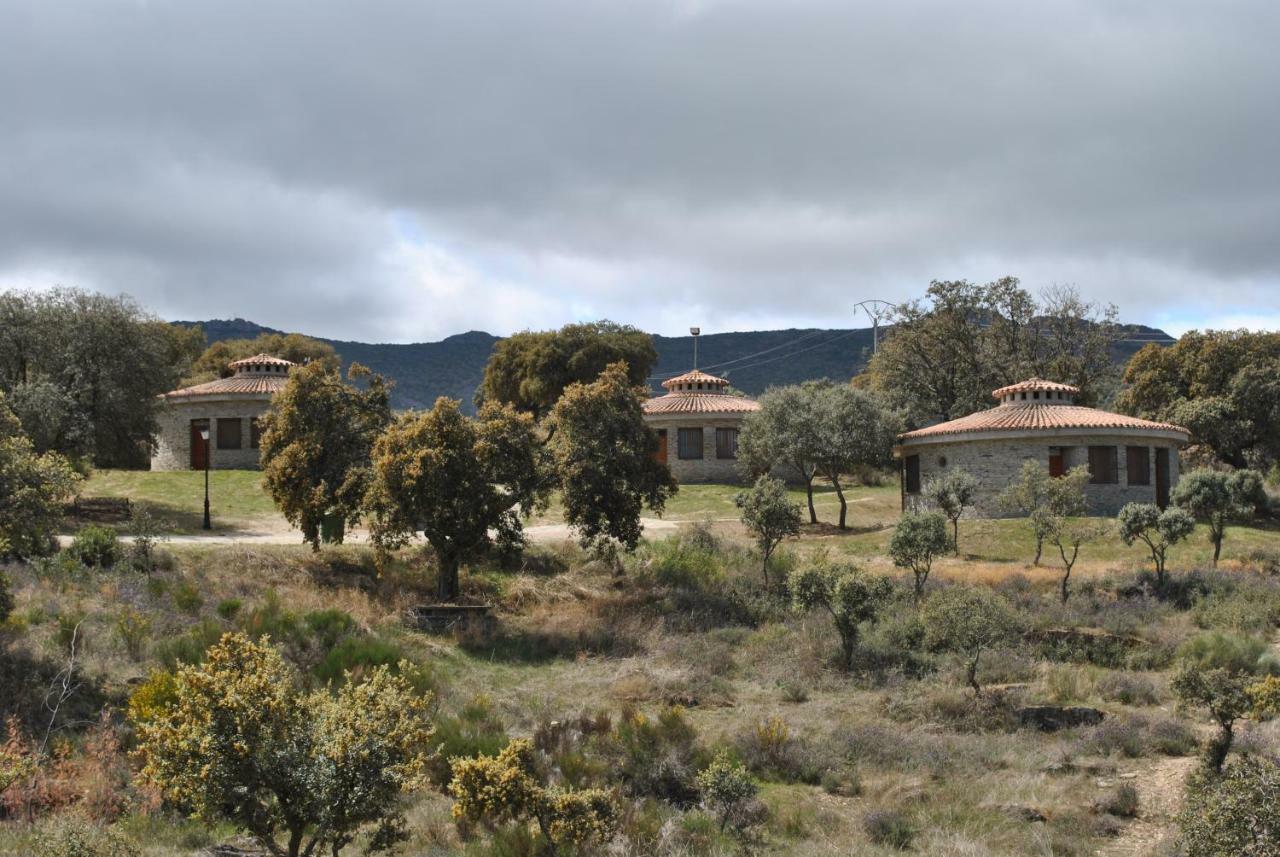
67,526,120,569
597,706,703,805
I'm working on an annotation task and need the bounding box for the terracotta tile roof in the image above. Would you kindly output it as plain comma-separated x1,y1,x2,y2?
899,403,1189,441
992,377,1079,399
643,392,760,415
229,353,296,369
161,374,290,399
661,369,730,390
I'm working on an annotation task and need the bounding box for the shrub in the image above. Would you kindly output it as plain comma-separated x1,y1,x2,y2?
449,739,618,849
215,598,242,620
1179,756,1280,855
864,808,915,849
1095,671,1160,706
114,607,151,661
68,525,120,569
303,608,358,650
1172,468,1266,566
171,580,203,615
136,632,433,857
734,716,821,784
1172,664,1252,772
30,816,140,857
597,706,703,805
426,695,510,787
1116,502,1195,589
1177,631,1273,675
153,619,223,669
1094,783,1139,818
923,468,978,554
0,571,13,625
696,750,759,834
313,636,403,686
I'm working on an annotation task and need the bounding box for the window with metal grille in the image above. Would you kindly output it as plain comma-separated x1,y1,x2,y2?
678,427,704,460
715,427,739,459
217,418,243,450
1126,446,1151,485
1088,446,1118,484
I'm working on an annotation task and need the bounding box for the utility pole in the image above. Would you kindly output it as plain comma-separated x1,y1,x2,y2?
854,300,896,355
690,326,701,369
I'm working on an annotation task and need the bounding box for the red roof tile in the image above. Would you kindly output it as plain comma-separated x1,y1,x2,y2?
643,392,760,415
899,403,1189,441
161,375,290,399
229,353,296,369
661,369,730,390
992,377,1079,399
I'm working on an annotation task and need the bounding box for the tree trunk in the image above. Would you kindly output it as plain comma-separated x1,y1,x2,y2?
1212,532,1223,567
841,633,856,672
832,474,847,529
913,568,927,603
1033,537,1042,566
762,546,772,589
968,651,982,696
1208,722,1234,773
804,475,817,524
952,517,960,555
437,554,461,601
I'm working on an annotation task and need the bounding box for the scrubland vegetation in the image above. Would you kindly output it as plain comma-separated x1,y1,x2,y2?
4,495,1280,855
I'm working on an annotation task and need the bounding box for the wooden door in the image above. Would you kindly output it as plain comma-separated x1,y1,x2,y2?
653,429,668,464
1049,448,1065,478
190,419,209,470
1155,447,1170,508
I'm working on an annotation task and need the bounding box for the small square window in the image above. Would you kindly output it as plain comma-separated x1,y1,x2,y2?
217,418,243,450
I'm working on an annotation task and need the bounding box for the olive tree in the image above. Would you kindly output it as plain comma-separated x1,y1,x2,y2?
260,363,392,549
737,383,825,523
1172,664,1253,774
922,586,1022,696
923,468,978,554
1116,502,1196,589
791,563,893,669
1172,468,1267,565
997,461,1090,565
889,511,951,602
135,633,433,857
366,398,547,600
735,476,801,587
810,385,898,529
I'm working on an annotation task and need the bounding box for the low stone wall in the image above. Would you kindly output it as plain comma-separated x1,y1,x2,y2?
644,414,749,484
900,433,1182,517
151,396,272,471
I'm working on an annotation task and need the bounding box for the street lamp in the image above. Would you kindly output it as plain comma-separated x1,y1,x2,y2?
690,326,701,369
199,426,211,530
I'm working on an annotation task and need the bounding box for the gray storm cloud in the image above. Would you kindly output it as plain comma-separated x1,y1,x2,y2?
0,0,1277,339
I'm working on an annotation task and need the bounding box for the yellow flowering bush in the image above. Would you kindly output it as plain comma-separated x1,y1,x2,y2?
449,738,618,848
133,632,432,857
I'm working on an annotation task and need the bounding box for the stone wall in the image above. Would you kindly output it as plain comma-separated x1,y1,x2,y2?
151,396,272,471
900,433,1183,517
644,414,749,484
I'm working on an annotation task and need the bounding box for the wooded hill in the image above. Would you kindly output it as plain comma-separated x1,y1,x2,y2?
177,318,1173,412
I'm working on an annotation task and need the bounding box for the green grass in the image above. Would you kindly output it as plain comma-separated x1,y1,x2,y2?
78,469,283,534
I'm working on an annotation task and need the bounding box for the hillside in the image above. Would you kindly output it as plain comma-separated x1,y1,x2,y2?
177,318,1174,411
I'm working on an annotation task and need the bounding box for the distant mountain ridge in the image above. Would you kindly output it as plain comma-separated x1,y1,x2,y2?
175,318,1175,412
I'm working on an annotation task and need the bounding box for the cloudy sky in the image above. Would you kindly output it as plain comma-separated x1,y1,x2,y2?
2,1,1278,342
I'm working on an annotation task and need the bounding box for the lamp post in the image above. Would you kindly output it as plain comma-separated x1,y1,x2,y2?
200,426,211,530
690,326,701,369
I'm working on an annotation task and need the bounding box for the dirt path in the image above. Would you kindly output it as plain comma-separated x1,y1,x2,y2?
58,517,689,547
1096,755,1195,856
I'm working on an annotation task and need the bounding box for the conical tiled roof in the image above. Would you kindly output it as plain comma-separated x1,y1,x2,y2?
645,369,759,415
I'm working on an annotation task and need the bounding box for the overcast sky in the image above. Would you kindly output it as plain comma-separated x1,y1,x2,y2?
1,1,1278,342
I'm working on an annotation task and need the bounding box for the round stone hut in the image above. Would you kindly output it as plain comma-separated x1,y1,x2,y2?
150,354,295,471
642,369,758,483
894,378,1190,516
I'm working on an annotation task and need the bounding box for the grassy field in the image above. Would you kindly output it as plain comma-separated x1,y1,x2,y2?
77,469,282,534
